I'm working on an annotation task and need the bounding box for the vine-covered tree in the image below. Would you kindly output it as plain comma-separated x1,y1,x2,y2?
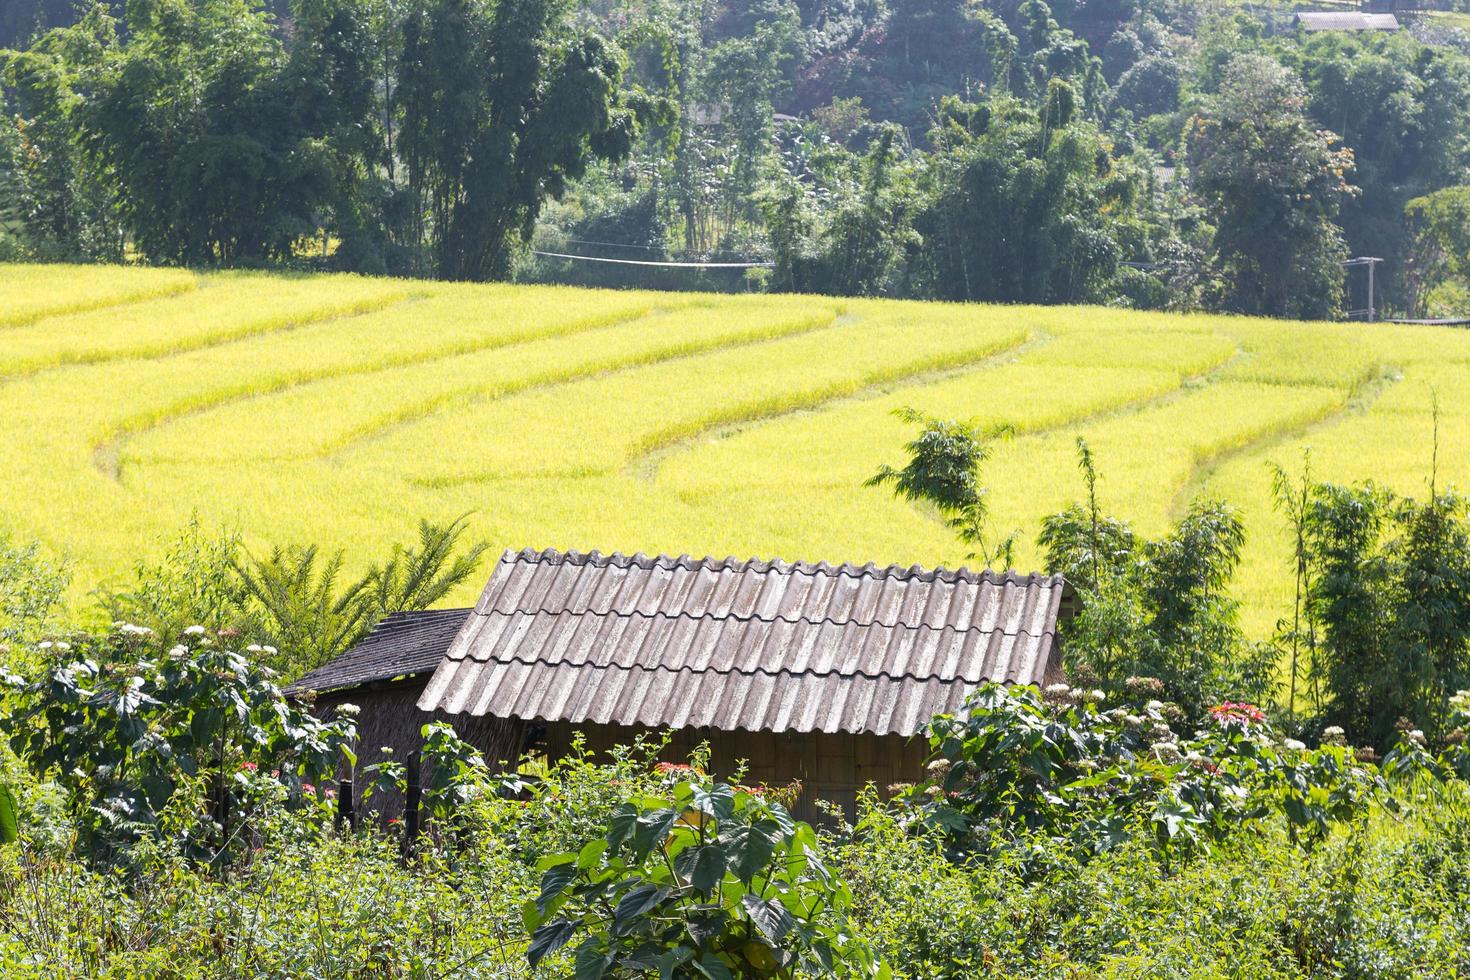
78,0,379,265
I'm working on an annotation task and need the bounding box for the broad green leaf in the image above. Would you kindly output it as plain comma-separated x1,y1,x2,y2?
691,955,735,980
741,893,796,944
574,939,612,980
537,859,579,914
729,822,778,883
0,784,18,845
606,803,639,849
613,883,668,932
631,808,678,861
689,843,727,895
527,918,577,968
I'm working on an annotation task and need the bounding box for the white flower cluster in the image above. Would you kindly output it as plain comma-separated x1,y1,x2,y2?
1152,742,1182,764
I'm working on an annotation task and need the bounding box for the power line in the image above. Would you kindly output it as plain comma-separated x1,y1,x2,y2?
531,250,772,269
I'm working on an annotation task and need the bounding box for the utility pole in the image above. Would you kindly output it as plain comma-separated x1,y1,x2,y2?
1341,256,1384,321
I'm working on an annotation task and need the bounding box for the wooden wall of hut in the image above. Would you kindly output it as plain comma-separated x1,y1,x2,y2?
539,721,928,823
311,684,928,825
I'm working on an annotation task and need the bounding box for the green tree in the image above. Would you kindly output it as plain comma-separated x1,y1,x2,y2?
1403,186,1470,317
0,5,123,260
77,0,380,265
912,89,1131,304
867,408,1016,567
1286,32,1470,314
397,0,634,280
1185,54,1355,319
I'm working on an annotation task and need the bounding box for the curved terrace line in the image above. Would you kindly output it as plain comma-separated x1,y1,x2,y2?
632,327,1243,489
321,308,854,463
412,326,1034,490
1,289,421,383
91,302,676,480
623,329,1047,483
1166,362,1402,520
0,276,200,330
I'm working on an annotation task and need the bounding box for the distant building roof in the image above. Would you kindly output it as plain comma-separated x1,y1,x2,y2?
415,548,1072,737
292,607,471,694
1294,11,1399,31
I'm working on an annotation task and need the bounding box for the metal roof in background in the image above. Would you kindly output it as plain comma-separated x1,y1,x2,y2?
417,549,1071,736
291,607,471,694
1294,12,1399,31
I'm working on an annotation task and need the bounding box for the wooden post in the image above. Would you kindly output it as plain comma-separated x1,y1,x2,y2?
403,749,422,859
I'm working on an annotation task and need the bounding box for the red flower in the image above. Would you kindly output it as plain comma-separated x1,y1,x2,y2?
240,761,258,772
1209,701,1266,727
655,762,695,776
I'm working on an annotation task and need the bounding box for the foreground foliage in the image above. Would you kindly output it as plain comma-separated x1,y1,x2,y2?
527,773,885,977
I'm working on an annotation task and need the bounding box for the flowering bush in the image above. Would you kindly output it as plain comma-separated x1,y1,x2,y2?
2,625,355,866
524,775,889,978
910,682,1402,866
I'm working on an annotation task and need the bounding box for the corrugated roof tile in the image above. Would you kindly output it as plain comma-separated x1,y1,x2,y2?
413,548,1071,736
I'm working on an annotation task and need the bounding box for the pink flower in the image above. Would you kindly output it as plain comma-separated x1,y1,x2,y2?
1209,702,1266,727
301,783,316,795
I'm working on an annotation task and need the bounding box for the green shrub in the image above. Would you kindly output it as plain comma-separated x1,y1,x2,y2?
525,773,887,978
908,682,1400,865
3,625,355,866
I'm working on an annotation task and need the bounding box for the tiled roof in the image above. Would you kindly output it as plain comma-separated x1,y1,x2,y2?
416,549,1071,736
1294,12,1398,30
291,607,471,693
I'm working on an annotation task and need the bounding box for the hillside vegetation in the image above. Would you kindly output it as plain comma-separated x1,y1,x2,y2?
3,263,1466,634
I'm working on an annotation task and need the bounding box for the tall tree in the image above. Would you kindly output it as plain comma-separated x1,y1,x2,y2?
78,0,379,265
397,0,633,280
1186,54,1355,320
911,86,1131,304
0,5,123,260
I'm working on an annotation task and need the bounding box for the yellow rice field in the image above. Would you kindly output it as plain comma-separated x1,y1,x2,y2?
2,263,1466,636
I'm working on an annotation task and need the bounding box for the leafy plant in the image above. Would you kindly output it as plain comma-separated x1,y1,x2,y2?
1040,441,1270,717
911,681,1399,868
3,625,356,866
525,775,888,978
867,408,1016,567
0,532,68,648
0,782,17,845
234,543,372,676
359,514,490,617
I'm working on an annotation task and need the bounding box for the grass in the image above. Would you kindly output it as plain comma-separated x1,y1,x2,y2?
2,263,1466,639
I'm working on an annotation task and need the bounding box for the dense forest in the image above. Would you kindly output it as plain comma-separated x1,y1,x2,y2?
6,0,1470,318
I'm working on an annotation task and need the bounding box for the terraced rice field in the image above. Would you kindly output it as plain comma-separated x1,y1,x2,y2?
3,262,1467,635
